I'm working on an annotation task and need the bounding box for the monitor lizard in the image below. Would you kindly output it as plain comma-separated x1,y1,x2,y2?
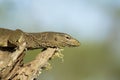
0,28,80,49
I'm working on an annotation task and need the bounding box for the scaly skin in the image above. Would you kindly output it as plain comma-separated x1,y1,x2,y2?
0,28,80,49
28,32,80,48
0,28,25,47
0,28,14,47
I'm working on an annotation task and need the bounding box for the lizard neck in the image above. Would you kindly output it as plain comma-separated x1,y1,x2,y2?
24,33,42,49
26,33,60,48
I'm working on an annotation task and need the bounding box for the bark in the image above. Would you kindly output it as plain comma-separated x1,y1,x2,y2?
0,42,57,80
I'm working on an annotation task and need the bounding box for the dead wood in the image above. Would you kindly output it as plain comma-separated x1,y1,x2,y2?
0,42,57,80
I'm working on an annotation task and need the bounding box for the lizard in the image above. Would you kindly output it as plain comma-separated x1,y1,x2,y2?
0,28,80,49
0,28,80,73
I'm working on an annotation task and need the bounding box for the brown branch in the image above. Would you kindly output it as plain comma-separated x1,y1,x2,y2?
0,42,26,79
0,42,58,80
0,37,60,80
10,48,57,80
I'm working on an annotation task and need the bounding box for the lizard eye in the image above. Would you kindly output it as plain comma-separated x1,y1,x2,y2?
65,36,71,40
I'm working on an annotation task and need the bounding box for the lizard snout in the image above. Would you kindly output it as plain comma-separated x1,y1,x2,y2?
66,39,80,47
71,39,80,47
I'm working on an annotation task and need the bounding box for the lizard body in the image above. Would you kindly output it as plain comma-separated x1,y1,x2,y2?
0,28,13,46
0,28,80,49
0,28,25,47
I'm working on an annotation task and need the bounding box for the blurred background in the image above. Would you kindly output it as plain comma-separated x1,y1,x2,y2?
0,0,120,80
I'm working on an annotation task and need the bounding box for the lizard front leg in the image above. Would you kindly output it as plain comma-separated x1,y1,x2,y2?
8,29,26,49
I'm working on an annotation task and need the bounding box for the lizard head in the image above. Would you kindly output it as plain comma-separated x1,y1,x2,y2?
53,32,80,47
37,32,80,48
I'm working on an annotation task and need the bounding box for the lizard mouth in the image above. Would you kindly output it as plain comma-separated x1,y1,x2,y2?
67,40,80,47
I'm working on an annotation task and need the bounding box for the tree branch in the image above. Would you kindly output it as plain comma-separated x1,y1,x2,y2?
10,48,56,80
0,42,58,80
